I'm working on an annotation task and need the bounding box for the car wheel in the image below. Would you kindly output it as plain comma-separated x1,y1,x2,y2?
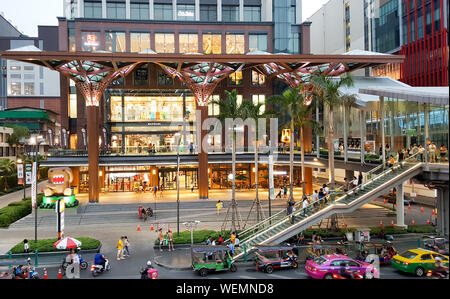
265,265,273,274
80,262,88,270
230,264,237,272
415,267,425,277
92,271,98,277
292,262,298,269
324,273,333,279
199,268,208,277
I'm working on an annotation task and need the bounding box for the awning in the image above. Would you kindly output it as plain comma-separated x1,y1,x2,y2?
359,86,449,105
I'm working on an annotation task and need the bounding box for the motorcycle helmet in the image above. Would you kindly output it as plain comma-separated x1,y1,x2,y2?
147,261,152,266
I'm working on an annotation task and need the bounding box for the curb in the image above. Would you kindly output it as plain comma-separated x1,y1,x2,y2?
0,245,102,259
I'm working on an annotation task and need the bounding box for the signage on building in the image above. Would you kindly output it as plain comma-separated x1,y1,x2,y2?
178,10,194,17
84,34,99,46
25,164,32,185
17,164,24,185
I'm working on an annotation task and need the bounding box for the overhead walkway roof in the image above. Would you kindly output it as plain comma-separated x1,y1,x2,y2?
359,86,449,105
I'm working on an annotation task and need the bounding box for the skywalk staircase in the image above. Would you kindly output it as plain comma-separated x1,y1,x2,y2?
232,154,424,259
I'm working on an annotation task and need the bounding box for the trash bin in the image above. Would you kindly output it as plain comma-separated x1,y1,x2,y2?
138,205,143,219
354,228,371,243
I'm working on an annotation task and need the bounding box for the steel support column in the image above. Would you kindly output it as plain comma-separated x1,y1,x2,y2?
395,182,407,228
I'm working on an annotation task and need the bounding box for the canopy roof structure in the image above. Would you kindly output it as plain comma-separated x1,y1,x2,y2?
0,50,403,106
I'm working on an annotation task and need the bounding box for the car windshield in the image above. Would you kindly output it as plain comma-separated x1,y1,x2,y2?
313,256,328,265
399,250,418,260
259,251,280,259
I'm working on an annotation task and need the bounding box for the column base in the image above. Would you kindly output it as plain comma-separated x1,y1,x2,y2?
199,196,209,200
394,224,408,229
89,199,99,204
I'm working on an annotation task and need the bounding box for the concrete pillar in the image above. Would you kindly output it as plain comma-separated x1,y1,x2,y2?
217,0,222,21
436,187,449,237
126,0,131,19
406,112,411,149
195,0,200,21
304,167,313,195
86,106,99,203
150,167,158,187
395,183,407,228
380,97,386,167
149,0,154,19
239,0,244,22
424,103,429,163
360,109,365,164
102,0,106,18
197,105,209,199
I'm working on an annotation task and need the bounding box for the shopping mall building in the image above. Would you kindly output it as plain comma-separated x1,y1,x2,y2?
2,0,447,203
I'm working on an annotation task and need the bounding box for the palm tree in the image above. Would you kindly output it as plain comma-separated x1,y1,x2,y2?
211,89,248,232
268,87,308,202
0,158,16,191
309,74,355,190
239,99,267,225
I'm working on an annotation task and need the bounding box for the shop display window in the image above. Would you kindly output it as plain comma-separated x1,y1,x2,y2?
203,34,222,54
105,31,126,53
179,34,198,53
81,31,101,52
226,34,245,54
130,32,151,53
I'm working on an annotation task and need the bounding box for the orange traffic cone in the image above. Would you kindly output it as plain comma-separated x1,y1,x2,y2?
342,223,346,229
411,219,415,226
43,268,48,279
308,226,312,229
57,267,63,279
137,224,141,231
150,224,154,231
427,219,430,225
205,225,207,231
420,207,424,213
391,220,394,227
432,209,435,216
373,198,376,202
41,188,43,193
408,204,411,210
379,220,383,227
383,199,387,204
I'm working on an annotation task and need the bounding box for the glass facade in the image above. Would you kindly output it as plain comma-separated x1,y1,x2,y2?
84,1,102,18
244,6,261,22
222,5,239,22
179,34,198,53
274,0,298,53
155,33,175,53
374,0,400,53
177,4,195,21
81,31,101,51
130,32,151,53
203,33,222,54
154,3,173,20
106,1,126,19
200,4,217,21
105,31,126,52
225,33,244,54
130,2,149,20
228,71,243,86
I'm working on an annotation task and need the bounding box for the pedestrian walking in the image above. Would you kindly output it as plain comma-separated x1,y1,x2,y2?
116,236,125,260
158,229,164,252
283,185,288,199
429,142,437,163
418,145,425,162
23,239,29,253
302,196,309,217
276,187,283,199
72,249,80,279
311,190,318,203
123,236,130,256
230,232,236,245
159,185,164,198
235,234,240,248
323,184,329,196
217,235,223,245
153,186,158,198
216,200,223,215
167,229,174,251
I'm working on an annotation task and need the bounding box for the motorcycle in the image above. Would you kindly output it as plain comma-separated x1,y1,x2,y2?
11,266,39,279
91,258,111,277
426,269,449,279
62,254,89,272
332,272,364,279
139,267,158,279
142,207,154,221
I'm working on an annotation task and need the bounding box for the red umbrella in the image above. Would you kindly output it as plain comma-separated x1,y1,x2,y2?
53,237,82,249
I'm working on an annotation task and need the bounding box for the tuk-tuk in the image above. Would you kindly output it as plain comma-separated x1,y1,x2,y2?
358,242,396,265
254,245,298,274
191,245,236,277
423,237,449,255
305,243,347,261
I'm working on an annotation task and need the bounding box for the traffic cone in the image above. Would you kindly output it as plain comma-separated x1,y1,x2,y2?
41,188,43,193
205,225,207,231
411,219,415,226
427,219,430,225
432,209,435,216
379,220,383,227
150,224,154,231
408,204,411,210
308,226,312,229
342,223,346,229
383,199,387,204
391,220,394,227
373,198,376,202
57,267,62,279
420,206,424,213
43,268,48,279
137,224,141,231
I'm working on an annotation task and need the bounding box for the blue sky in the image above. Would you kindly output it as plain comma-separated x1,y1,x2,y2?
0,0,329,37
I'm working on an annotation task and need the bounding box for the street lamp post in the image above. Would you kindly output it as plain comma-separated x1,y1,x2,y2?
176,133,181,236
16,158,25,201
30,135,43,243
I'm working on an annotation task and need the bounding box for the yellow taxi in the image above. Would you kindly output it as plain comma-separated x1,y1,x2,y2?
391,248,449,277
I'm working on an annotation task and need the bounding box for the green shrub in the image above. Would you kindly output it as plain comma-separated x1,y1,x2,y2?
0,195,43,227
407,225,436,234
10,237,101,254
154,230,232,245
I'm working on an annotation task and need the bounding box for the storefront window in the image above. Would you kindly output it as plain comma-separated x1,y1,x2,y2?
154,4,173,20
106,1,126,19
226,34,244,54
68,28,76,52
177,4,195,21
69,94,77,118
111,96,123,122
130,2,149,20
130,32,151,53
158,70,173,86
105,31,126,53
24,83,34,95
200,5,217,21
155,33,175,53
252,94,266,115
249,34,268,52
134,64,149,86
228,71,243,86
203,34,222,54
252,70,265,86
8,82,21,95
179,34,198,53
84,1,102,18
208,95,220,116
81,31,101,52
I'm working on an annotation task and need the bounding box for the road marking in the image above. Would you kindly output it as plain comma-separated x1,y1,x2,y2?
267,274,292,279
237,275,255,279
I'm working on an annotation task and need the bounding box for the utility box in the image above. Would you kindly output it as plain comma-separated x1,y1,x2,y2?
355,228,371,243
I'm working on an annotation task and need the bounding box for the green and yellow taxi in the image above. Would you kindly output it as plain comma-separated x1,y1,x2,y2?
391,248,449,277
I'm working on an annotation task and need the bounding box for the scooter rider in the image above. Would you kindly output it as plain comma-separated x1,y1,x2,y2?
141,261,154,279
94,253,107,271
432,261,449,278
339,262,353,279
